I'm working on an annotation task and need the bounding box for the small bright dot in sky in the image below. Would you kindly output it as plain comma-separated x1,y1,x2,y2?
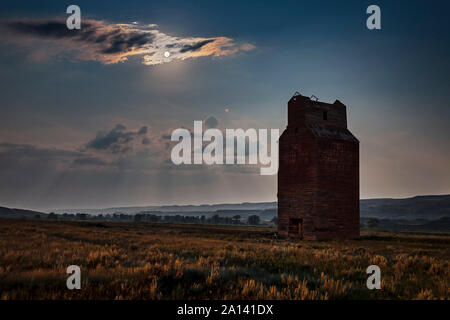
164,51,170,58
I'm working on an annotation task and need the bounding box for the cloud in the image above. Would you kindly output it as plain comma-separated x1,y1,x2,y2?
138,126,148,135
86,124,135,152
82,124,174,166
0,124,168,175
0,123,277,210
113,124,127,131
178,39,215,53
1,18,255,65
204,116,219,128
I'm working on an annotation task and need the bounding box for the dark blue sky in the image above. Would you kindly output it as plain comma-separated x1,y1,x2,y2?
0,0,449,210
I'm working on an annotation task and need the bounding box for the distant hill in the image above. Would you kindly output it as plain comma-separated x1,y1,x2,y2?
53,202,278,215
360,195,450,220
360,217,450,232
3,194,449,221
0,206,47,219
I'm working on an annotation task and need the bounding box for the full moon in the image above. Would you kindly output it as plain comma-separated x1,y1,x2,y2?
164,51,170,58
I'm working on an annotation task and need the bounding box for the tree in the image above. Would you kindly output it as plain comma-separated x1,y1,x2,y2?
48,212,58,220
77,213,87,220
232,215,241,224
271,216,278,226
211,214,220,224
248,215,260,225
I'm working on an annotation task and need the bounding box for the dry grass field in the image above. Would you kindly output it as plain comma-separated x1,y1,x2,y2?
0,219,448,300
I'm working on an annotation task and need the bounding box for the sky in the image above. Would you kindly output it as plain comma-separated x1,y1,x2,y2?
0,0,449,211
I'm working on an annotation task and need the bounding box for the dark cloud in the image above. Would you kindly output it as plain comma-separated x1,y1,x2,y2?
179,39,215,53
142,137,151,145
4,19,154,56
101,32,152,54
6,20,82,38
204,116,219,128
114,124,127,131
138,126,148,135
86,124,135,151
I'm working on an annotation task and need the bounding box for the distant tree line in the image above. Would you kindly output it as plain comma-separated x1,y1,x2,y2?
44,212,276,226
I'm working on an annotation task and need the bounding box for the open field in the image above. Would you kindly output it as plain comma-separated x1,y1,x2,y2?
0,219,448,300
